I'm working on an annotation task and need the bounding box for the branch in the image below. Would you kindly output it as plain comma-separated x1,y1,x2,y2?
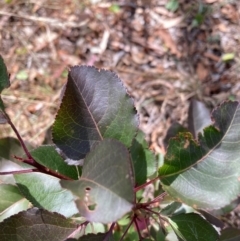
14,156,72,180
5,113,32,160
103,223,115,241
134,216,143,240
0,169,38,175
120,218,135,241
134,176,159,192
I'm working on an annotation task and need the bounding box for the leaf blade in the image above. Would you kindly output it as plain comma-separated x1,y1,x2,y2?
0,55,10,122
169,213,219,241
0,208,77,241
0,55,10,94
188,99,211,138
52,66,138,160
30,145,81,180
130,131,156,185
0,184,31,222
159,101,240,209
67,233,115,241
220,228,240,241
61,139,134,223
14,173,78,217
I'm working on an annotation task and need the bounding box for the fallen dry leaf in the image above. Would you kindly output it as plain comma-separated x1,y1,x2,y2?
221,4,239,23
158,29,181,58
204,0,219,3
196,62,209,81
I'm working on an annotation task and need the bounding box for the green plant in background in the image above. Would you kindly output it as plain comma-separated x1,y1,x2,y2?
109,3,121,14
166,0,179,12
191,3,211,27
0,55,240,240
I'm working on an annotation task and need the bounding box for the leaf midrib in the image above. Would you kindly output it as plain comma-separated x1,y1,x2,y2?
72,72,103,141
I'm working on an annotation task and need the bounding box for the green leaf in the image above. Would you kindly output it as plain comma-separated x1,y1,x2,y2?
188,99,211,138
159,101,240,209
0,137,29,161
220,228,240,241
16,69,28,80
130,131,156,185
67,232,115,241
169,213,219,241
0,137,34,184
222,53,235,62
150,225,166,241
0,184,30,222
52,66,138,160
61,139,134,223
14,173,78,217
164,122,188,149
0,159,33,185
0,184,24,212
0,55,10,94
0,56,10,116
166,0,179,12
160,201,182,216
0,198,30,223
30,145,81,180
197,210,224,230
0,208,77,241
109,4,121,13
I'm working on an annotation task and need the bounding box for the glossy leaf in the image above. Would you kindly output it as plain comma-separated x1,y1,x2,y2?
30,145,81,180
188,99,211,138
52,65,138,160
14,173,78,217
169,213,219,241
0,208,77,241
0,184,30,222
220,228,240,241
61,139,134,223
130,130,156,185
159,101,240,209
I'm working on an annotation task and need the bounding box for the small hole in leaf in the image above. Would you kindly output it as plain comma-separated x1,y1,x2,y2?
88,203,97,211
85,187,91,192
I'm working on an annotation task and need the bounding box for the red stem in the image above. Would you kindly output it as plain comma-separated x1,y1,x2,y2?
0,169,38,175
14,155,72,180
140,192,167,207
134,176,159,192
5,113,32,160
67,221,89,239
134,216,143,240
103,223,115,241
120,217,135,241
1,106,73,180
143,207,159,215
